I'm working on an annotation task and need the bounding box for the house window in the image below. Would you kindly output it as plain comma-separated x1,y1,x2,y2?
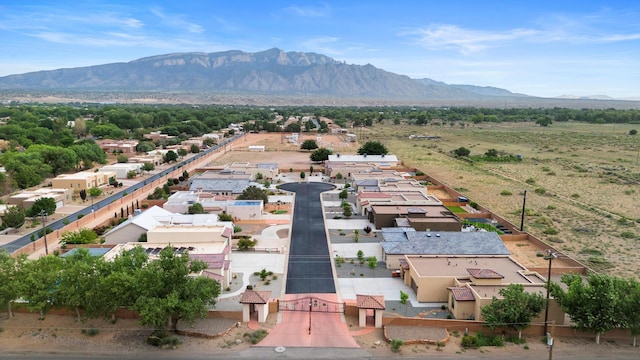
451,295,456,309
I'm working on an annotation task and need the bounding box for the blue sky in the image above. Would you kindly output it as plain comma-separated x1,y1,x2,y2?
1,1,640,98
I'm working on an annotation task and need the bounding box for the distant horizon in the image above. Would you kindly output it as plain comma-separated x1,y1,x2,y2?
1,1,639,99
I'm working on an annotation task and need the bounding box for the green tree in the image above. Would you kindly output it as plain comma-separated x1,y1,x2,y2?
339,189,348,200
237,185,269,203
357,250,365,264
218,213,233,222
353,229,359,243
187,203,206,214
79,189,87,202
27,144,78,176
0,251,26,319
551,273,622,344
453,147,471,157
88,187,103,202
60,228,99,245
27,197,56,217
343,204,352,217
163,150,178,163
141,162,155,173
367,256,377,275
177,148,189,159
357,141,388,155
136,141,156,153
630,129,638,135
237,237,257,251
300,171,306,180
310,147,333,162
190,144,200,153
536,116,553,127
399,290,409,314
620,277,640,347
485,148,499,157
481,284,545,339
57,248,101,321
300,139,319,151
17,255,64,319
133,246,220,330
117,154,129,163
97,247,149,321
2,206,25,230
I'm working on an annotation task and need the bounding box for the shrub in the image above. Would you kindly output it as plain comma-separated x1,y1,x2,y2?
534,187,546,195
390,338,403,352
543,227,559,235
461,335,477,348
500,190,512,196
244,329,268,344
81,328,99,336
469,201,479,210
620,231,637,239
525,178,536,185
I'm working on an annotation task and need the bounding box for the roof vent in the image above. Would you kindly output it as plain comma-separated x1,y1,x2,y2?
436,233,441,237
426,233,431,237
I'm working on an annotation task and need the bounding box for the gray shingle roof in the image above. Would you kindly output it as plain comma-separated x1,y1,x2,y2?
381,231,510,255
189,178,250,194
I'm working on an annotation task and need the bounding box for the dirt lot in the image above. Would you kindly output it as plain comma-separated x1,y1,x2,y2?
2,312,639,359
216,132,358,171
368,121,640,278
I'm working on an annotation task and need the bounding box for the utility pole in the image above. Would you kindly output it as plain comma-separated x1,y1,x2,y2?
520,190,527,231
544,251,557,335
40,210,49,255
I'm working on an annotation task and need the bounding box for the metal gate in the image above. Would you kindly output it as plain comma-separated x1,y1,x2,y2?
278,296,344,313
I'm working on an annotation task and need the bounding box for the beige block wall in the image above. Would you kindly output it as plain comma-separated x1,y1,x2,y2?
449,294,475,320
415,276,457,302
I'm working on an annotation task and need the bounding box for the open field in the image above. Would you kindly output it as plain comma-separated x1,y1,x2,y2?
363,121,640,278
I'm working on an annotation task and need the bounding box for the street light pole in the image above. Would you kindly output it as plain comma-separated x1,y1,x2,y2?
40,210,49,255
544,250,557,335
308,300,312,335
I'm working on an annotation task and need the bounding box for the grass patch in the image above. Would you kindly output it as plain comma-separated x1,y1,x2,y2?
446,206,467,213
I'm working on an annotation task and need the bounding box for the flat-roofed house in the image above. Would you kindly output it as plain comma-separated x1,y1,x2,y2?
399,254,563,324
99,163,143,179
51,171,116,191
369,204,460,230
380,229,510,269
189,171,252,196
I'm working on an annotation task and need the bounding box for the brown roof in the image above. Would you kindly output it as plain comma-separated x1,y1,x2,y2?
448,287,475,301
467,268,504,279
239,290,271,304
356,294,385,310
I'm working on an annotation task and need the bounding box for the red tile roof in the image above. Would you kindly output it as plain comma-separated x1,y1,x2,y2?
239,290,272,304
448,287,475,301
356,294,385,310
467,268,504,279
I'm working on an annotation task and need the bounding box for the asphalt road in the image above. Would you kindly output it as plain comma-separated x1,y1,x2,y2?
280,182,336,294
0,135,241,254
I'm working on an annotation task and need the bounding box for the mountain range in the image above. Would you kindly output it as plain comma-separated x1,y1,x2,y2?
0,48,637,107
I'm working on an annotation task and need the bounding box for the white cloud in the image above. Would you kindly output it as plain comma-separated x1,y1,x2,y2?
405,24,539,54
151,8,204,33
283,4,330,17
